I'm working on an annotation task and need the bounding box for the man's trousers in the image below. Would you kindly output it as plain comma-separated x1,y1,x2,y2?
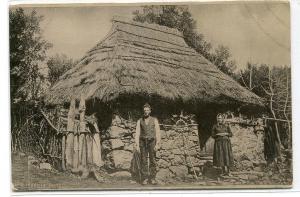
139,138,157,181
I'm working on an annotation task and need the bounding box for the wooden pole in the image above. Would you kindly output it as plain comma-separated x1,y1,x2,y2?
78,95,87,168
73,134,79,170
66,99,76,169
61,135,66,171
58,109,66,171
81,134,87,168
92,121,103,167
92,133,103,167
86,134,93,165
79,95,86,133
65,133,74,169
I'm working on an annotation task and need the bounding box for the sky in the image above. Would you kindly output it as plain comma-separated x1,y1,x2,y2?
20,2,290,70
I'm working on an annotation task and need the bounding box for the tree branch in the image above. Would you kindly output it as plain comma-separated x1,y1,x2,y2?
40,109,59,133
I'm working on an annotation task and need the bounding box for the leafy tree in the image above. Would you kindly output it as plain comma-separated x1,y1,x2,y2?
209,45,237,76
132,5,236,76
47,54,74,85
10,8,52,103
10,8,52,154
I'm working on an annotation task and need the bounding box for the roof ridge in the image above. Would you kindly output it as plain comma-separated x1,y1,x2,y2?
112,15,183,37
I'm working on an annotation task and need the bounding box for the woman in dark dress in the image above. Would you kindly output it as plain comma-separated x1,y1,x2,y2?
212,114,234,176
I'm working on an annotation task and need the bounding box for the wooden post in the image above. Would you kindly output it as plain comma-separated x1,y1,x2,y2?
79,134,87,168
78,95,87,168
58,108,66,171
92,133,103,167
81,134,87,168
61,135,66,171
92,122,103,167
73,134,79,170
66,99,76,169
86,134,93,165
79,95,86,133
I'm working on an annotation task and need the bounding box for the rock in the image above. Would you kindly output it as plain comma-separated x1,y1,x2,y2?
237,174,248,180
187,156,201,167
109,150,132,170
171,155,184,165
240,160,253,169
188,135,199,142
28,159,39,167
156,168,174,182
109,171,131,178
271,174,281,181
110,139,124,150
248,174,259,181
110,126,128,138
169,166,188,178
39,162,52,170
161,139,176,150
160,130,167,139
80,167,90,178
171,148,182,155
173,137,184,147
156,151,162,158
230,125,265,165
124,143,134,152
102,140,111,151
187,149,198,156
254,166,264,172
156,150,172,160
157,159,170,168
166,130,177,137
239,154,251,161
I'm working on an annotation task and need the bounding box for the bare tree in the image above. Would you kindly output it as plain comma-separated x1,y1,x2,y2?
261,67,282,149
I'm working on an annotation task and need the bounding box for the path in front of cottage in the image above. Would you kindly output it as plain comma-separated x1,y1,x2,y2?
11,153,292,191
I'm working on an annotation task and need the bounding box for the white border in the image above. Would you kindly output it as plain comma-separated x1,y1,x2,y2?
8,0,292,6
1,0,300,196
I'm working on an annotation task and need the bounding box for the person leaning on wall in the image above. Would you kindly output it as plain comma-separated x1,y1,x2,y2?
211,113,234,176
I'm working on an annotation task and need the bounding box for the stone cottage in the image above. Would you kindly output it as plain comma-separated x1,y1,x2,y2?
45,16,264,181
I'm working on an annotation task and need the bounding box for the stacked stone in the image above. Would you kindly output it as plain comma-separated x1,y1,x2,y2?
155,126,202,182
101,117,202,182
101,124,135,171
230,124,266,171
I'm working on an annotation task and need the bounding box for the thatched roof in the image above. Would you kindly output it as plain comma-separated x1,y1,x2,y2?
46,16,263,106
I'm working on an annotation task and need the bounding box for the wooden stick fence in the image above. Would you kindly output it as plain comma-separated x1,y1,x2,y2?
40,98,103,172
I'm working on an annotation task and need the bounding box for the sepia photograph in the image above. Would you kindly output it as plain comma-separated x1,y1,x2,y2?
9,0,292,191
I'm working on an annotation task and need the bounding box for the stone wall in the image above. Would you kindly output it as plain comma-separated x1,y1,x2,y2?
155,126,202,182
101,115,266,182
202,124,265,171
100,116,202,182
231,125,266,170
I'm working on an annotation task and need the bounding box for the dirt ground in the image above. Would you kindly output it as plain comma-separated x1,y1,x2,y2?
11,153,292,191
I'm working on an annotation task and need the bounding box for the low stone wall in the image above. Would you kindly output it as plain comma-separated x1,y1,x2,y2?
101,117,266,182
202,124,265,171
155,126,202,182
101,118,202,182
101,125,135,171
231,125,265,170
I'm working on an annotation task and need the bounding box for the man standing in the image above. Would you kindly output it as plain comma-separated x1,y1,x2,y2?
135,103,161,185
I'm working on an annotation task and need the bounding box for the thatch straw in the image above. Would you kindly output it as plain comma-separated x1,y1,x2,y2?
45,16,263,106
